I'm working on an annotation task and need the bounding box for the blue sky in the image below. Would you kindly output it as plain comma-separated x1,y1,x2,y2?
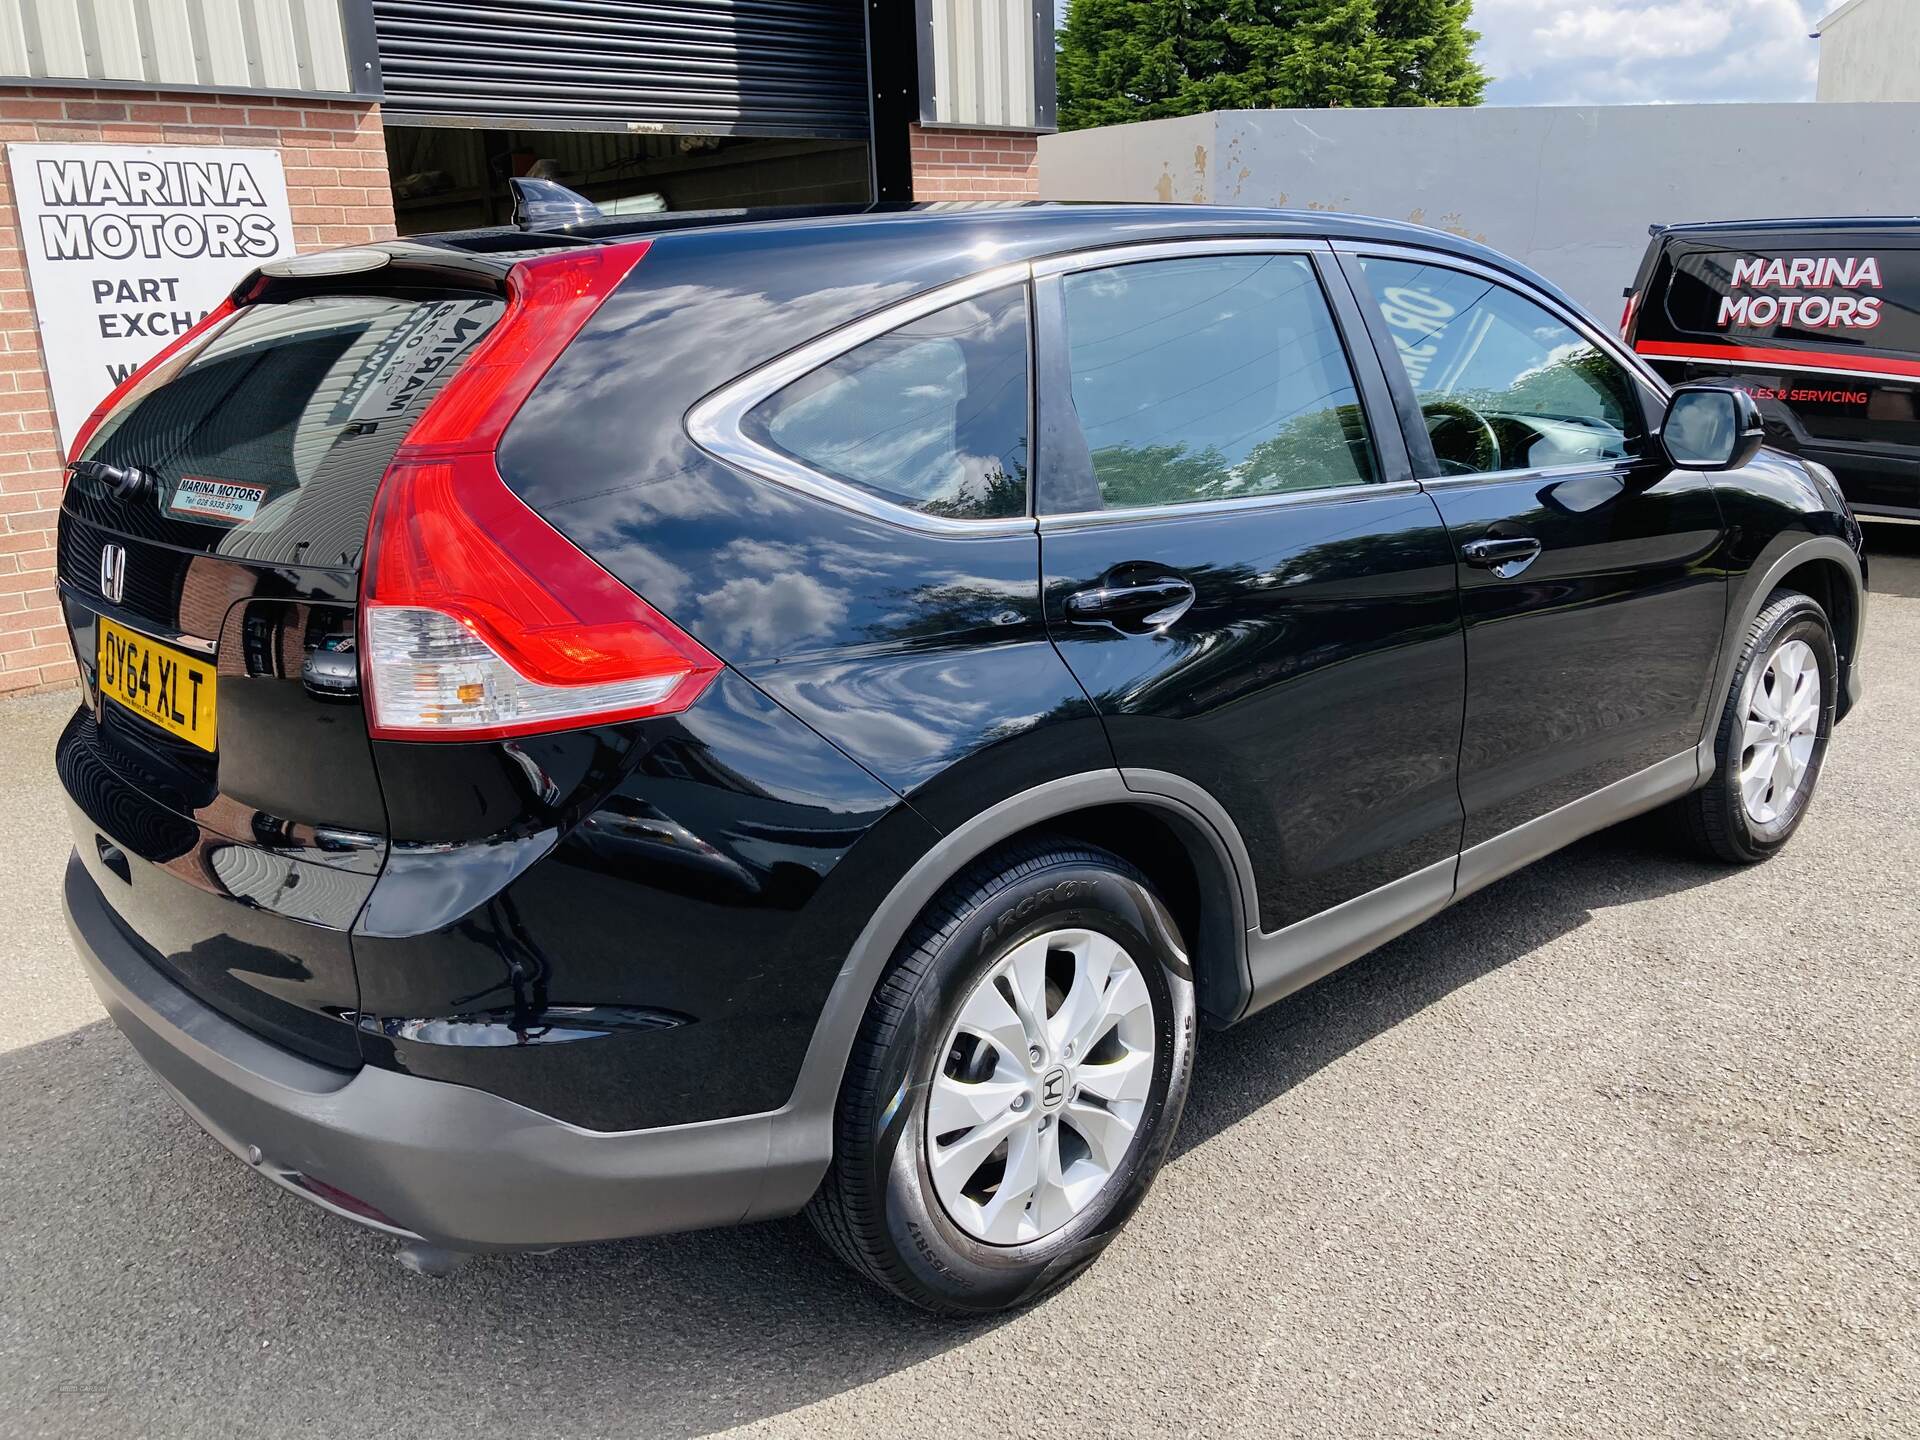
1476,0,1826,105
1055,1,1833,106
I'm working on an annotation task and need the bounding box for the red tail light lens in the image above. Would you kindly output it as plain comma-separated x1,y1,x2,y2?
65,297,239,466
402,242,650,455
361,240,720,741
1620,289,1642,340
362,454,718,740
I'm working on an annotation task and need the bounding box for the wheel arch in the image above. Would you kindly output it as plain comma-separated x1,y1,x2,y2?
1714,535,1865,737
750,770,1255,1220
1772,553,1862,719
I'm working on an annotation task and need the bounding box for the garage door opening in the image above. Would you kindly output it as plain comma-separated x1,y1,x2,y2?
385,128,871,234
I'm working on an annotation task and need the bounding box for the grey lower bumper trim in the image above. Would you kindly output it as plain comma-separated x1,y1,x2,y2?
65,854,824,1251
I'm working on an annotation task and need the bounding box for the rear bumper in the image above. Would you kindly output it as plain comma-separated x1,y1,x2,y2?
64,852,827,1251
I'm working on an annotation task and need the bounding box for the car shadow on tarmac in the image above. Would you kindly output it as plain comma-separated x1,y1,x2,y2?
1171,820,1729,1161
2,819,1732,1437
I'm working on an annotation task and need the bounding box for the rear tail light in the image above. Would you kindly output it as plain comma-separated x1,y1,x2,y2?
360,240,720,741
1620,288,1642,341
65,297,239,466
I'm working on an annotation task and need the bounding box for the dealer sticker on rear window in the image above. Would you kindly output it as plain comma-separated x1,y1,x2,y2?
167,475,267,524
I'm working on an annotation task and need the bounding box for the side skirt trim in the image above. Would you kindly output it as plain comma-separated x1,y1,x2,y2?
1453,748,1704,904
1240,746,1708,1021
1243,854,1456,1018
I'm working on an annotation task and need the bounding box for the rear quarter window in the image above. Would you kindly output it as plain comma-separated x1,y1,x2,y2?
742,283,1031,521
1661,245,1920,351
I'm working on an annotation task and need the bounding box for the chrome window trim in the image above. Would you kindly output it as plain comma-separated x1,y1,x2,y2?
1038,478,1422,531
684,261,1038,539
1031,236,1334,278
1416,460,1640,491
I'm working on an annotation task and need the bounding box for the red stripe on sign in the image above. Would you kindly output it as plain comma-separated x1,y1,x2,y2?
1635,339,1920,380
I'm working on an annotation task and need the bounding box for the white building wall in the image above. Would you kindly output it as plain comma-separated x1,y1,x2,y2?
1038,104,1920,320
1817,0,1920,103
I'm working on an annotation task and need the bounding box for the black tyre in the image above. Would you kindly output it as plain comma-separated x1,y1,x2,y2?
806,836,1196,1314
1680,588,1837,864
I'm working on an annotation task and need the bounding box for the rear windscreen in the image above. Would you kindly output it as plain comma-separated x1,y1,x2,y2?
72,293,503,566
1660,245,1920,352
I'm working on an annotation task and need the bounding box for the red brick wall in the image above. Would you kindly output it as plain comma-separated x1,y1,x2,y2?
0,86,396,696
908,124,1039,201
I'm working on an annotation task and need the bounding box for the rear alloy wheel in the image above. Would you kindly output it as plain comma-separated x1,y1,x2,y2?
1680,588,1837,863
807,837,1195,1314
927,927,1157,1245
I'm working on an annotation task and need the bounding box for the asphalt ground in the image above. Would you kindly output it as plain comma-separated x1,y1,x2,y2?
2,525,1916,1439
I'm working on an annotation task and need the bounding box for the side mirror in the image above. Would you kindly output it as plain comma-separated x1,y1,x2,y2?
1660,384,1766,471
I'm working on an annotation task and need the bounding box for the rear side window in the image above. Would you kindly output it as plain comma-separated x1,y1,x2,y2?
1060,254,1377,509
1661,245,1920,351
77,294,503,563
744,283,1030,521
1360,257,1646,473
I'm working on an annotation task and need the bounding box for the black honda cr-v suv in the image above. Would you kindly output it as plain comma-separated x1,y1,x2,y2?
57,204,1866,1314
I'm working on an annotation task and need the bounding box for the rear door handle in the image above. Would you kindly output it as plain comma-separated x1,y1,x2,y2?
1065,576,1197,633
1461,536,1543,577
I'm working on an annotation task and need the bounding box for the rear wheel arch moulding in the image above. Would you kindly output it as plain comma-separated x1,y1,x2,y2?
749,768,1259,1219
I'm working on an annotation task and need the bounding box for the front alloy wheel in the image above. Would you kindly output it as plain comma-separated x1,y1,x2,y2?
1680,587,1837,862
1738,637,1821,828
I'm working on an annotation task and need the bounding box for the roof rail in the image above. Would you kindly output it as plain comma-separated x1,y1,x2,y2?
1651,215,1920,236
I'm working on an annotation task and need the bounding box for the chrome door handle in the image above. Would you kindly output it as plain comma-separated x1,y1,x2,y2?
1065,576,1197,633
1461,536,1543,577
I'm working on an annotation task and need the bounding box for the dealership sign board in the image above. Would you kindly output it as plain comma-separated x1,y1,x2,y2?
5,144,296,455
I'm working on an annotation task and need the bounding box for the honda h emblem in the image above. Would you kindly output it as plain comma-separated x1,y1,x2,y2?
1040,1066,1069,1110
99,544,126,605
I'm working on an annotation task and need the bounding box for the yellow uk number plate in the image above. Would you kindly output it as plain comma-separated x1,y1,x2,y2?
96,617,217,751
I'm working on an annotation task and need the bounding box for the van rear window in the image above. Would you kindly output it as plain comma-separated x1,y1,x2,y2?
74,293,503,565
1662,247,1920,351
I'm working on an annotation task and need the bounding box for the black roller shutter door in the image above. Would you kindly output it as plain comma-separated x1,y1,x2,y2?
373,0,871,138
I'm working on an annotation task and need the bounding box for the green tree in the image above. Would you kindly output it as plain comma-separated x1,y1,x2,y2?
1056,0,1488,131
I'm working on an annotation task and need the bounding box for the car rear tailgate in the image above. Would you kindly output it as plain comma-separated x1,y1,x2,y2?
56,246,515,1068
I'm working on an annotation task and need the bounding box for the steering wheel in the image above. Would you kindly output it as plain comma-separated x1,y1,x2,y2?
1422,400,1503,476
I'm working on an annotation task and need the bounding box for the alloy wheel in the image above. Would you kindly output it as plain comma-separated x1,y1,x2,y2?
1739,637,1821,827
925,928,1157,1245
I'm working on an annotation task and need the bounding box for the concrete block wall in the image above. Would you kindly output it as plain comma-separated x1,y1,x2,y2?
1038,104,1920,322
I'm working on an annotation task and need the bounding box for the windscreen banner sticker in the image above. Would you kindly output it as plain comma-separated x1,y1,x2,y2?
167,474,267,524
1373,282,1458,387
329,299,497,426
1716,255,1883,332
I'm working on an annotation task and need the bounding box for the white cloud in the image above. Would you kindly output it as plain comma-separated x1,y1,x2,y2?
1474,0,1824,106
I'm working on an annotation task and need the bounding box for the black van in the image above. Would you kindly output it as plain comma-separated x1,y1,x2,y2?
1625,217,1920,519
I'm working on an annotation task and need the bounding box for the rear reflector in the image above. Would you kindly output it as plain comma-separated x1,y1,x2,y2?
361,241,719,741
